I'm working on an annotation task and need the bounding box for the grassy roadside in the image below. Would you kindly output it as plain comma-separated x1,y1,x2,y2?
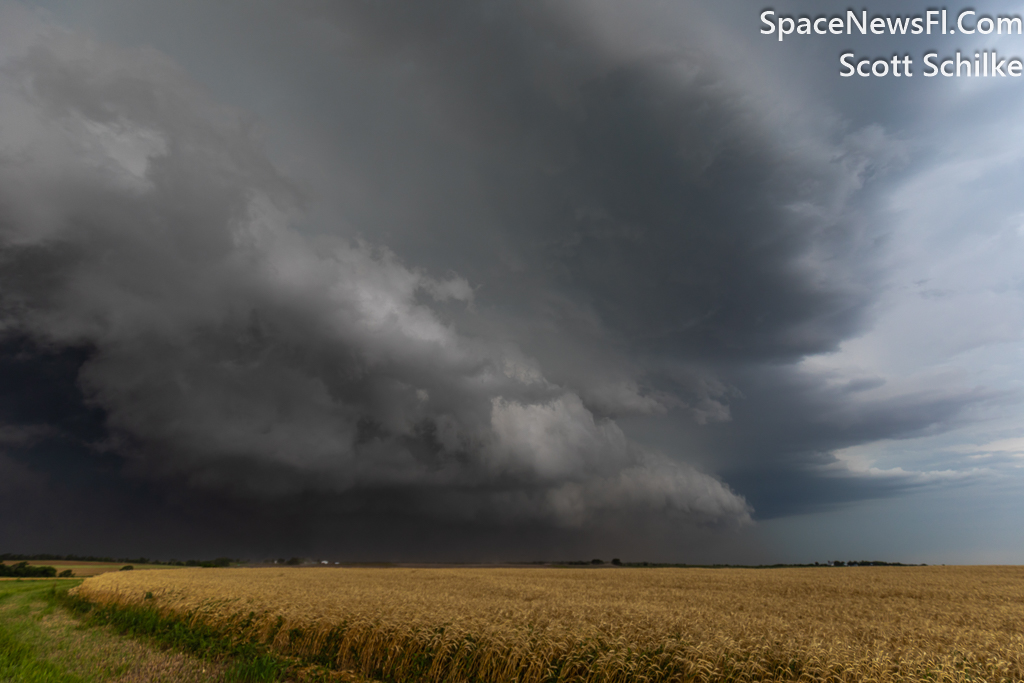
59,586,286,682
0,579,374,682
3,581,216,679
0,578,233,682
0,579,292,682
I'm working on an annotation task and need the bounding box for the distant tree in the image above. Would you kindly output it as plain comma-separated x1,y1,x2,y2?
59,569,73,577
611,558,622,566
590,559,604,565
286,557,302,566
120,565,134,571
198,558,233,568
0,562,57,578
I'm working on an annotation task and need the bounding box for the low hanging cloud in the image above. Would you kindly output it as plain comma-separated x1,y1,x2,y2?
0,14,750,527
489,393,751,525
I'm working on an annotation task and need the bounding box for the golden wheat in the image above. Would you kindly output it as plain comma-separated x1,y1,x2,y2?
73,565,1024,682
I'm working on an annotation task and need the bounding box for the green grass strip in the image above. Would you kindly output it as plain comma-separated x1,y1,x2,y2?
55,586,298,682
0,580,89,683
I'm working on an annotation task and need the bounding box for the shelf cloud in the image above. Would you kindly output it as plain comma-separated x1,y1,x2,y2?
2,0,1021,563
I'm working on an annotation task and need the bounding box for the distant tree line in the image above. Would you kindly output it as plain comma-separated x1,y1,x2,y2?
544,559,926,568
2,553,927,570
828,560,923,567
178,558,234,567
0,553,235,568
0,561,58,577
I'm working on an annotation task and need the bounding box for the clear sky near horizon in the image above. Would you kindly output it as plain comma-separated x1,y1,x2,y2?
1,0,1022,564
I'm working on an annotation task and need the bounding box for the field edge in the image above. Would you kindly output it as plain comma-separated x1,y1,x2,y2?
53,583,365,682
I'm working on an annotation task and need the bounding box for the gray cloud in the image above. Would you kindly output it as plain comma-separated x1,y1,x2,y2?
2,0,1017,561
0,12,751,544
291,0,892,361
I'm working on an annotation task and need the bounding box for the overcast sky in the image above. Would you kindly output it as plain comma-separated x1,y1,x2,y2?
2,0,1023,564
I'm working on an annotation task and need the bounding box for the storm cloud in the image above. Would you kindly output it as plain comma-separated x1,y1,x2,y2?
1,0,1020,562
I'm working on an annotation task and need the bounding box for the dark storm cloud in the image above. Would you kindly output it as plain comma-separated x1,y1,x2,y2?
289,0,891,360
277,1,978,510
0,7,751,551
0,0,997,559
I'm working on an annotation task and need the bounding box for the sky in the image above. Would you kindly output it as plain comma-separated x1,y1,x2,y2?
1,0,1023,564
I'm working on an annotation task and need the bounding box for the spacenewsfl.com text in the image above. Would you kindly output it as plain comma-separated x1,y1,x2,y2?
760,9,1024,78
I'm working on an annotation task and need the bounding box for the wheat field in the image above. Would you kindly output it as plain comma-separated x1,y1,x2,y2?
73,565,1024,682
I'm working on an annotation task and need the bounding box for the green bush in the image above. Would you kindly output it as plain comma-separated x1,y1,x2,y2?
0,562,57,578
